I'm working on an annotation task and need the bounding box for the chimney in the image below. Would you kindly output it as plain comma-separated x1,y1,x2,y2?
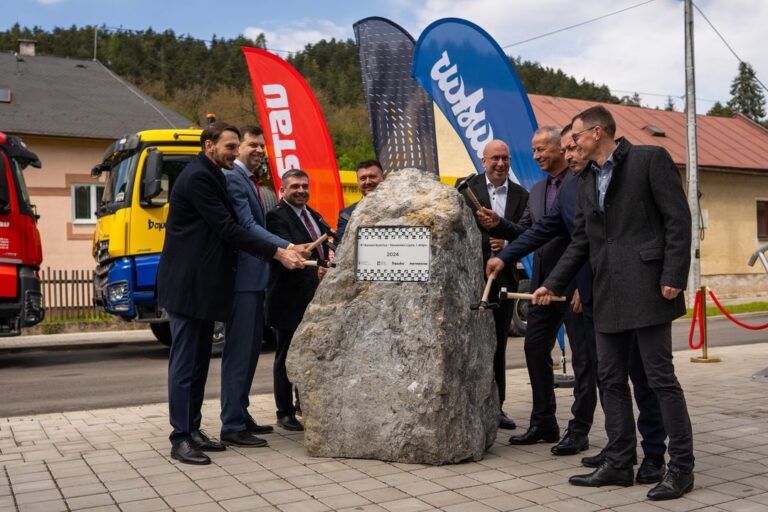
18,39,36,57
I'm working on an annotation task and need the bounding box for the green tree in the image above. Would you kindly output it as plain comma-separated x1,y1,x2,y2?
726,62,766,122
707,101,734,118
664,96,676,111
619,92,642,107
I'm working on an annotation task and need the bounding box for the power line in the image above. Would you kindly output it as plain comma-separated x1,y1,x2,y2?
502,0,657,48
692,2,768,93
610,88,721,103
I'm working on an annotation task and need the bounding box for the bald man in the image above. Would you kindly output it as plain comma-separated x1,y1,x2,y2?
456,139,528,431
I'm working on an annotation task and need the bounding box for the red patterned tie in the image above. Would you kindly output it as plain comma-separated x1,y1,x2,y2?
248,175,265,210
301,209,324,260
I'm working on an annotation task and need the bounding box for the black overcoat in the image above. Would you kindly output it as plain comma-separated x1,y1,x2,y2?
543,139,691,333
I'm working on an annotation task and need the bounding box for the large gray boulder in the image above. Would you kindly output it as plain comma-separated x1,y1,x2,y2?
287,168,498,465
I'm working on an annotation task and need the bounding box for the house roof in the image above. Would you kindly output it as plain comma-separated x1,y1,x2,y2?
529,94,768,173
0,53,192,140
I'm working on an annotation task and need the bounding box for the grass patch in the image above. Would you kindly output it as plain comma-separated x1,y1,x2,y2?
684,301,768,318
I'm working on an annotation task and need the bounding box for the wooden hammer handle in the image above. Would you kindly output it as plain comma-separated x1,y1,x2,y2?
480,272,497,303
503,291,566,302
305,233,328,251
303,260,335,268
464,187,483,210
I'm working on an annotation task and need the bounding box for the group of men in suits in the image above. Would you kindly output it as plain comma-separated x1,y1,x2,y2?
157,122,332,466
477,106,693,501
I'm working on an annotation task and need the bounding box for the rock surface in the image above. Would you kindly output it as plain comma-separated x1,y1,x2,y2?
287,168,498,465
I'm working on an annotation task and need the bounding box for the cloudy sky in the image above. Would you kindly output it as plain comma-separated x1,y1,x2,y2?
11,0,768,113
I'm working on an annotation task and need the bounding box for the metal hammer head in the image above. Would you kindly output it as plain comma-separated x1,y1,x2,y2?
470,300,500,311
498,287,510,302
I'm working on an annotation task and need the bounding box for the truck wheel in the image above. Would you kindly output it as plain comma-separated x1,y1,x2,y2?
211,322,225,357
509,279,530,337
150,322,172,347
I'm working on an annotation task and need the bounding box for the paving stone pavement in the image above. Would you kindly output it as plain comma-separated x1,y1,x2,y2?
1,342,766,512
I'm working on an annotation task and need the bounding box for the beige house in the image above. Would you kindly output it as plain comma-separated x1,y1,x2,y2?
1,44,191,274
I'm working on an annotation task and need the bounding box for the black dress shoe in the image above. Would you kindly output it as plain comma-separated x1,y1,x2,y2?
569,461,634,487
551,430,589,456
171,439,211,465
647,467,693,500
190,430,226,452
499,411,517,430
581,451,605,468
220,430,268,447
509,425,559,445
246,416,274,434
636,456,665,484
278,415,304,431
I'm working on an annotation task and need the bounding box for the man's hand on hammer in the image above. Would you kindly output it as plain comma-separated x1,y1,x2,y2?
486,257,505,278
274,247,306,270
476,207,501,229
531,286,556,305
291,243,313,259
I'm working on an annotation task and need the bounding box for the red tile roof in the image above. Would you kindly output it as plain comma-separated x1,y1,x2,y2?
529,94,768,173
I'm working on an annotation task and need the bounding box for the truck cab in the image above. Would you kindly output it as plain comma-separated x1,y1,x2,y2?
92,129,201,345
0,132,44,335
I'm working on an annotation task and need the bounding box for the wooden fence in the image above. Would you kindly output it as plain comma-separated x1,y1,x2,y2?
39,268,108,321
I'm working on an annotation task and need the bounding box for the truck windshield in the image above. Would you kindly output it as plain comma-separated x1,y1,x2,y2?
101,153,138,207
9,157,32,209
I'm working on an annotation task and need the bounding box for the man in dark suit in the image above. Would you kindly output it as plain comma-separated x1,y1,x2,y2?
457,139,528,431
478,127,580,445
266,169,332,432
485,126,667,485
532,106,693,500
336,159,384,243
220,125,304,447
157,122,305,465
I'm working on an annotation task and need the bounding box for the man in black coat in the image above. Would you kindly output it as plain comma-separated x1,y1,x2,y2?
157,122,305,465
457,139,528,431
532,106,693,500
266,169,332,432
337,160,385,243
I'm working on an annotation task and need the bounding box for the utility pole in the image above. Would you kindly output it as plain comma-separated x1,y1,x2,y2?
93,27,98,61
685,0,701,308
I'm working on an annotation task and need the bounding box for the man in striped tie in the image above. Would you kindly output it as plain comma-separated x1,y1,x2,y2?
266,169,333,432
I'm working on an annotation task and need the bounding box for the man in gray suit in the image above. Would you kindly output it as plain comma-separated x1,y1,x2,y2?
220,125,308,447
532,106,693,500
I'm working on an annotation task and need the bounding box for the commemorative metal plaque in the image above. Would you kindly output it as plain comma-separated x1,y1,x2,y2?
355,226,431,282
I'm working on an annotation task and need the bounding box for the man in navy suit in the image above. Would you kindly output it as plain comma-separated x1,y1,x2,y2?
336,160,384,243
157,123,305,465
266,169,333,431
220,126,308,447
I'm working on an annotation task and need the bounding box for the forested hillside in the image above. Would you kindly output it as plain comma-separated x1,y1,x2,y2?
2,24,620,166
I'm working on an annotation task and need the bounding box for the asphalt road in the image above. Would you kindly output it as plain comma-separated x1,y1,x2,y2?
1,313,766,418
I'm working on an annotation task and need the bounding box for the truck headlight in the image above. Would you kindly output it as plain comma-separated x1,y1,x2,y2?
107,281,130,304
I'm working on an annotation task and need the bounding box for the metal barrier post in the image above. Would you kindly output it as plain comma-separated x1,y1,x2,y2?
691,286,721,363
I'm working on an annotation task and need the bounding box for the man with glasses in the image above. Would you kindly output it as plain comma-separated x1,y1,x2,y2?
531,106,693,501
457,139,528,431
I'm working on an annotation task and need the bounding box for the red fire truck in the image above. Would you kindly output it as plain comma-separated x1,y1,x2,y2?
0,132,44,335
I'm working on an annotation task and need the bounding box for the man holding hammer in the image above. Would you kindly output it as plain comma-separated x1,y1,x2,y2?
457,139,528,431
266,169,333,432
530,106,693,501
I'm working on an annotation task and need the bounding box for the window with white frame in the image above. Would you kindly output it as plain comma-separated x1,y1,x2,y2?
72,184,104,224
